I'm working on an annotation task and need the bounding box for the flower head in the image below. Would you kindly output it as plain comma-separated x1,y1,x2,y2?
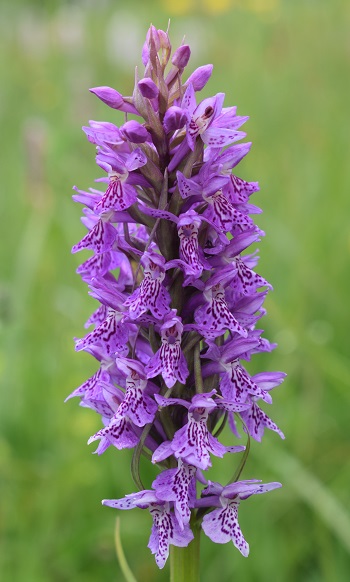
68,24,285,569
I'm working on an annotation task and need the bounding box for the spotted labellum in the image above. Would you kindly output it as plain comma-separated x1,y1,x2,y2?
67,24,285,572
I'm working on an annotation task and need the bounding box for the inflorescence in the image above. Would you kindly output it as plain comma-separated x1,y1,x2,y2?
66,25,285,569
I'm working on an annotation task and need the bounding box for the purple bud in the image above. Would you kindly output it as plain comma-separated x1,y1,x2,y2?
138,78,159,100
158,29,171,52
158,29,172,67
142,27,171,69
185,64,214,92
89,86,122,107
163,106,188,133
120,120,150,144
172,45,191,69
89,86,138,114
142,26,159,66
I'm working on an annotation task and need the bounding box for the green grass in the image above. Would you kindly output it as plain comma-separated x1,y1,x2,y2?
1,1,350,580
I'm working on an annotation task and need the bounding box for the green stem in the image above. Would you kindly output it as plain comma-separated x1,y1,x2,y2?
194,343,204,394
170,521,201,582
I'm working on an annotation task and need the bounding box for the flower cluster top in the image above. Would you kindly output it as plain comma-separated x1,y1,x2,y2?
67,25,285,569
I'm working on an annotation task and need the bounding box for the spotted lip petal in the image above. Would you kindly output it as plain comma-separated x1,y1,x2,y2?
148,503,194,569
124,275,171,321
220,362,272,404
145,314,189,388
230,257,273,298
71,220,117,254
152,460,197,529
88,415,139,452
202,502,249,556
65,368,111,402
75,311,131,357
193,283,248,340
76,250,120,282
201,480,282,555
240,401,285,442
124,252,171,320
114,376,158,427
203,190,254,233
152,392,244,470
94,180,138,213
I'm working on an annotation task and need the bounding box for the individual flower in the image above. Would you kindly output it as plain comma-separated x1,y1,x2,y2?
88,412,139,454
152,392,245,470
94,148,147,213
124,251,171,320
102,491,194,569
152,459,197,529
199,480,282,556
74,310,132,357
145,310,189,388
113,358,159,426
193,281,248,340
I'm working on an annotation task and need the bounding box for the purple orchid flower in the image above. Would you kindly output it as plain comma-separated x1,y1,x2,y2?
239,372,286,441
88,411,139,454
192,281,248,340
152,392,245,470
124,251,171,320
103,491,194,569
166,210,212,284
176,168,255,235
75,309,133,357
199,480,282,556
68,24,285,570
113,358,159,426
145,310,189,388
152,459,197,529
71,218,117,255
94,148,147,214
168,86,247,171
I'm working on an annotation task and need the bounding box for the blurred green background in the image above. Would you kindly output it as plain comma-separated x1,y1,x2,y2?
1,0,350,580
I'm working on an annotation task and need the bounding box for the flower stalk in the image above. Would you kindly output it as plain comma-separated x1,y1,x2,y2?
67,23,286,574
170,521,201,582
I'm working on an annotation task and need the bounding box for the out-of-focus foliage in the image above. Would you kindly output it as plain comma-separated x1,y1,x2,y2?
1,1,350,580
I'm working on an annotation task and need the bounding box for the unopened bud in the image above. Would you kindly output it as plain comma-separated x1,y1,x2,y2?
172,45,191,69
158,29,171,52
163,106,188,132
185,64,213,92
89,86,138,114
120,120,150,144
138,78,159,100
